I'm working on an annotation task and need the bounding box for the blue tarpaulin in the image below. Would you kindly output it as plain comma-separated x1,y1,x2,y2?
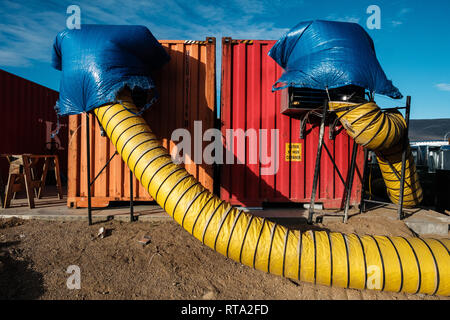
52,25,170,116
268,20,402,99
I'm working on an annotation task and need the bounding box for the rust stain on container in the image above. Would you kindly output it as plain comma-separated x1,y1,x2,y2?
0,69,67,183
220,38,364,209
67,38,216,208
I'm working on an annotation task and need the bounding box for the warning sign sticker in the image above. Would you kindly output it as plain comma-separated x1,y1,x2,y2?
285,143,302,162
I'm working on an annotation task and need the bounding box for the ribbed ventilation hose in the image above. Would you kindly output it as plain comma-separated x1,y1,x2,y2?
329,101,423,207
94,93,449,295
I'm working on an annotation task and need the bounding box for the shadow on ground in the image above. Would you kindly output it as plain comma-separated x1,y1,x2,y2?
0,240,45,299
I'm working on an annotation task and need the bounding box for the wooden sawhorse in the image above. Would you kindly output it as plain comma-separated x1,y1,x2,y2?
1,154,63,209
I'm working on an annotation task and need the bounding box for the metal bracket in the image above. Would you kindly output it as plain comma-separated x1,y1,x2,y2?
85,113,134,225
358,96,412,220
307,102,328,224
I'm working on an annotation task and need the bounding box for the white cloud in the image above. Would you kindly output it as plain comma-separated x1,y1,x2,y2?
325,14,361,24
399,8,412,16
0,0,291,67
0,1,65,67
388,7,412,28
436,83,450,92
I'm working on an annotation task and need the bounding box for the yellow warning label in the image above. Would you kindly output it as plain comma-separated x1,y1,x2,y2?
285,143,302,162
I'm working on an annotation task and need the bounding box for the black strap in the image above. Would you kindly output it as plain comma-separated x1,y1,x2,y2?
181,189,207,228
239,216,255,264
386,236,404,293
190,195,214,234
213,206,234,251
281,230,290,278
342,233,351,288
225,211,244,257
402,237,422,294
252,219,267,269
202,201,226,244
418,238,440,296
163,174,193,211
266,223,278,273
154,167,185,201
297,231,303,281
312,231,317,284
172,182,200,218
326,232,333,287
354,234,368,289
370,235,386,291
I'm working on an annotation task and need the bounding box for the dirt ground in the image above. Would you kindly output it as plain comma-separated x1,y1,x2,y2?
0,212,448,300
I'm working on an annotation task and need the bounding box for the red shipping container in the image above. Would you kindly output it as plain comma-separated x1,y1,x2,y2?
0,69,68,184
220,38,364,209
66,39,216,207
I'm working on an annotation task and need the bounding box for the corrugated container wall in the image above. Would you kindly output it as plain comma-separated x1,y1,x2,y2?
0,69,67,183
220,39,364,209
67,38,216,207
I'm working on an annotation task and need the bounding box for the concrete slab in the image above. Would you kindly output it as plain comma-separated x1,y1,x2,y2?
403,209,449,236
0,193,170,222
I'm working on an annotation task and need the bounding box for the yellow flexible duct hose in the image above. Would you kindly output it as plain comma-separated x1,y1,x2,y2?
329,101,423,207
93,93,448,295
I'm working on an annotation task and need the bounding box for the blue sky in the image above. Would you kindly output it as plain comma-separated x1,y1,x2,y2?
1,0,449,119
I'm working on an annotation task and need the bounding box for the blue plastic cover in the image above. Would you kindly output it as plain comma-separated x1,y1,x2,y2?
52,25,170,116
268,20,402,99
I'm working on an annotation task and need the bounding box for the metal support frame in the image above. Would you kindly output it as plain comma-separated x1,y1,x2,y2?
0,175,4,208
396,96,411,220
86,114,92,225
307,96,412,223
359,148,369,214
307,101,328,224
85,112,134,225
129,169,134,222
358,96,412,220
306,100,359,224
343,142,359,223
